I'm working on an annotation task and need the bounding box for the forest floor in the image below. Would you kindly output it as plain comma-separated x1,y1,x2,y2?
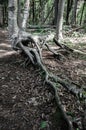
0,28,86,130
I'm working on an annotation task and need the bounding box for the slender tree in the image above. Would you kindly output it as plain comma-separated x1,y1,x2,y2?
54,0,59,25
66,0,73,25
55,0,65,41
22,0,30,30
80,0,86,25
71,0,78,26
17,0,22,28
8,0,18,37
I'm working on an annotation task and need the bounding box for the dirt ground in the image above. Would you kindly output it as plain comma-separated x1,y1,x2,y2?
0,29,86,130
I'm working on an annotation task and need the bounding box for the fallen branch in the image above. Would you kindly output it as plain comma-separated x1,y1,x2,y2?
66,25,86,35
28,25,56,29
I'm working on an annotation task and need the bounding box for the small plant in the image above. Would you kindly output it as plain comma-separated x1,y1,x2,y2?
40,121,47,129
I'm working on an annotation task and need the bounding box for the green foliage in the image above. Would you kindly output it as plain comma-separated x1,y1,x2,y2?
40,121,47,129
82,91,86,98
0,0,8,5
77,1,86,25
66,111,75,118
2,0,86,30
76,128,79,130
77,3,83,24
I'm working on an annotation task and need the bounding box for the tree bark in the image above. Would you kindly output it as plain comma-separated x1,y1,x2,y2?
54,0,59,25
22,0,30,31
71,0,78,26
8,0,18,37
55,0,65,41
66,0,73,25
80,0,86,25
17,0,22,29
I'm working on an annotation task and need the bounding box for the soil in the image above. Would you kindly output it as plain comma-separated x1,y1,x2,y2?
0,28,86,130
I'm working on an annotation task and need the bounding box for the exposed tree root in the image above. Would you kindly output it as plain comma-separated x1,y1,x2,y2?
12,31,85,130
73,49,86,55
53,37,86,56
45,43,66,61
53,37,74,52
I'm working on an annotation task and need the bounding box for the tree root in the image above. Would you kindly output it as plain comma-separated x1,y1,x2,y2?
53,37,86,56
12,32,85,130
45,43,66,61
53,37,73,52
73,49,86,55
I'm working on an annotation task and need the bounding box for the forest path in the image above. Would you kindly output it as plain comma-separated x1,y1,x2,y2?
0,29,16,59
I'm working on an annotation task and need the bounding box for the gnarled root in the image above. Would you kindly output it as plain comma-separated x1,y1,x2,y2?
12,31,85,130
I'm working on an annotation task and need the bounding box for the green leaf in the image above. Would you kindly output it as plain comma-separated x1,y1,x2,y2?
40,121,47,129
76,128,79,130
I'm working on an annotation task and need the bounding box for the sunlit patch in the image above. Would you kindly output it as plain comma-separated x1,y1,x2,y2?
0,50,8,53
76,68,86,75
1,30,7,33
0,43,11,48
0,51,16,58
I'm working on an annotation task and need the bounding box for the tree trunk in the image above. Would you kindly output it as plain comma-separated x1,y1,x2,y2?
0,4,3,26
55,0,65,41
32,0,35,24
66,0,73,25
71,0,78,26
17,0,22,29
8,0,18,37
80,0,86,25
22,0,30,31
54,0,59,25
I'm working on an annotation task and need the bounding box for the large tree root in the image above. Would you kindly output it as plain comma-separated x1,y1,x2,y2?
53,37,86,56
12,31,85,130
